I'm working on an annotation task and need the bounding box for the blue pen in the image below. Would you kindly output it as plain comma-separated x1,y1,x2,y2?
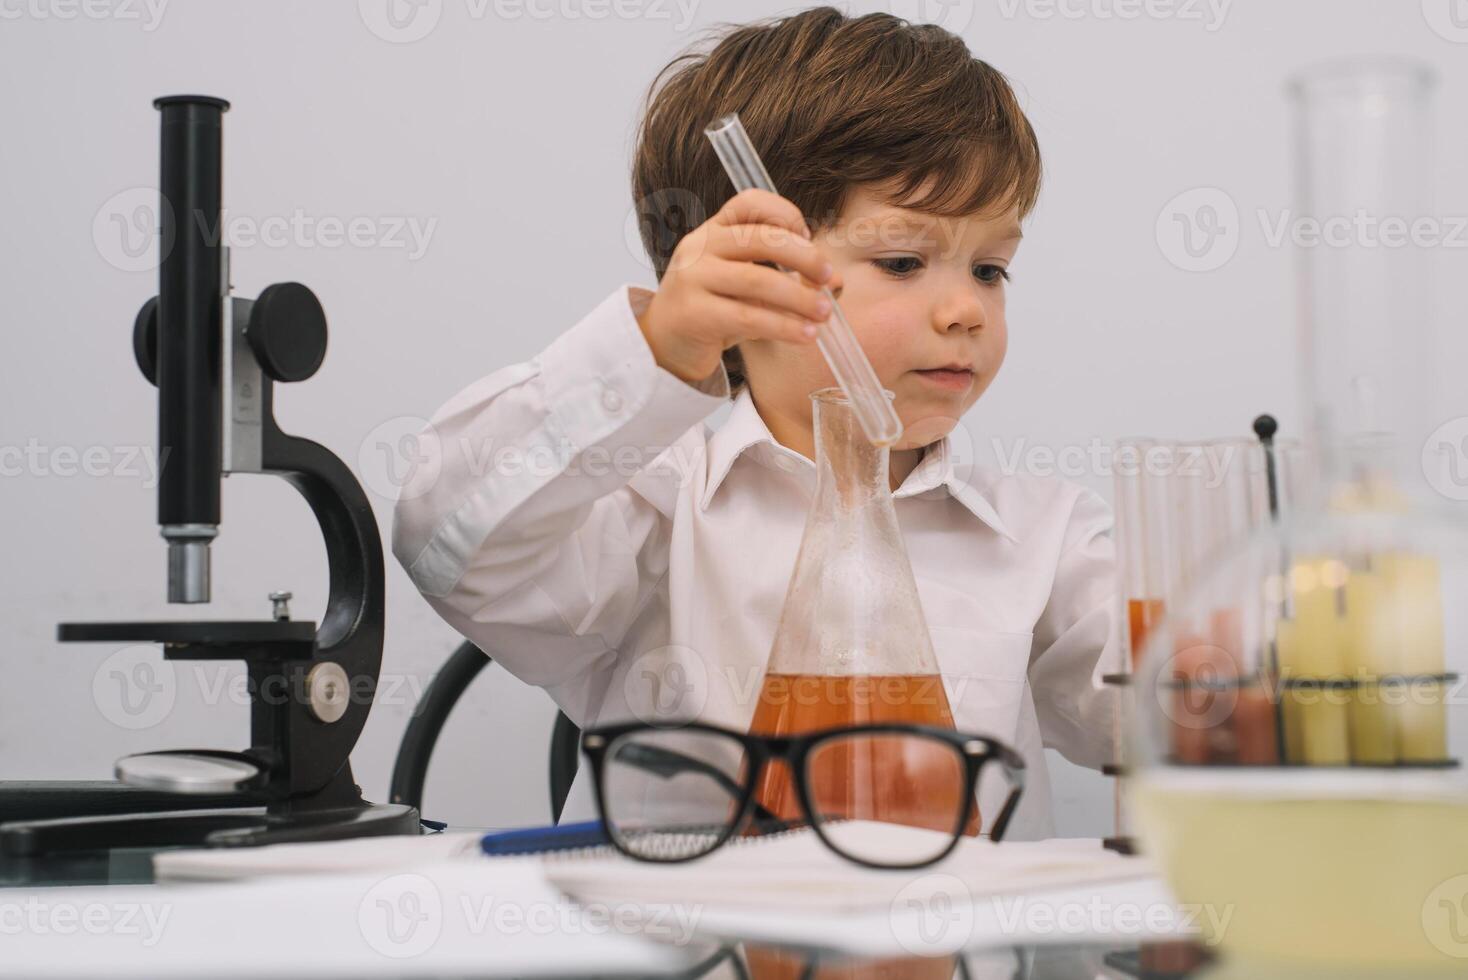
479,819,610,857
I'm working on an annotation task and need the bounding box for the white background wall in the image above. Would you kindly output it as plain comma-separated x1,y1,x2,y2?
2,0,1466,837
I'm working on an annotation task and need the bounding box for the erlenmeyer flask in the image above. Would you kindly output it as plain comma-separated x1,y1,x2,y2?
747,388,979,836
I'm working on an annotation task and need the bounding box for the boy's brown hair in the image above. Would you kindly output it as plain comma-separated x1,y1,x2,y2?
630,6,1042,393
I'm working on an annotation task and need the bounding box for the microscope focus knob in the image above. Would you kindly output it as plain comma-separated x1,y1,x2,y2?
246,282,328,383
133,296,159,386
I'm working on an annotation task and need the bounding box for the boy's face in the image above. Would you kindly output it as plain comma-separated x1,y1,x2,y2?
744,182,1022,453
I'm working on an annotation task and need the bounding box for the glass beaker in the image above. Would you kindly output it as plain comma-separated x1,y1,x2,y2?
747,388,979,837
1130,60,1468,968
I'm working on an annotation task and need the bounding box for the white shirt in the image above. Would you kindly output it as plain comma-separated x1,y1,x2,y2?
392,284,1121,839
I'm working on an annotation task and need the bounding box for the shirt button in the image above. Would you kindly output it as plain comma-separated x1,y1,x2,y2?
601,387,624,414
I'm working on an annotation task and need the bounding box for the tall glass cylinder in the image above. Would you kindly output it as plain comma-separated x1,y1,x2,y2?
1163,439,1275,766
1111,439,1174,849
1115,439,1174,670
1290,61,1438,507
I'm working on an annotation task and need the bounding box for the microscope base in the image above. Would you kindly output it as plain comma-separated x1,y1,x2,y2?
1,765,421,860
0,800,421,860
0,779,269,823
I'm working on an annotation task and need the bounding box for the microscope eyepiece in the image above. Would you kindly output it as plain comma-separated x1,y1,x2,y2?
152,94,231,112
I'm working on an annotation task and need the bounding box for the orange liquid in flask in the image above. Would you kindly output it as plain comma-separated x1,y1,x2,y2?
748,673,981,837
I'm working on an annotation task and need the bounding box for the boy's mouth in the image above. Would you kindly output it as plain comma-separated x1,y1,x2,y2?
912,366,975,392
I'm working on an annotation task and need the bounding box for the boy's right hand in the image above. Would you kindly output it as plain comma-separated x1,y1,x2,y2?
635,189,842,385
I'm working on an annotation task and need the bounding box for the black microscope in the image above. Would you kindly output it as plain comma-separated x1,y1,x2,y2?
0,96,420,862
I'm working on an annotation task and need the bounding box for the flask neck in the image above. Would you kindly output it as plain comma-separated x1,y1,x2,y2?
760,387,940,680
812,390,891,509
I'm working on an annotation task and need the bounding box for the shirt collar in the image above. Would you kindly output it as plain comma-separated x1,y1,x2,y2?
699,388,1015,543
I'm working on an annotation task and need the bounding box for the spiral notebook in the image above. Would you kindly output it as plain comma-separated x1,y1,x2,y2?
536,822,1170,956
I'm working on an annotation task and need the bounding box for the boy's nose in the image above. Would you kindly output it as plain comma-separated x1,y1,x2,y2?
932,288,986,334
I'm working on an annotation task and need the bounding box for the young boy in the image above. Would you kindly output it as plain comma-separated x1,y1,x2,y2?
392,7,1118,839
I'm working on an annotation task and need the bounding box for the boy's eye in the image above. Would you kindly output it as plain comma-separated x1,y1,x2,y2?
873,256,922,276
974,264,1011,285
873,257,1012,283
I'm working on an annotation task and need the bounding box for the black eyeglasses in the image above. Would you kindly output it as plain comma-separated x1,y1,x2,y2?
580,720,1026,870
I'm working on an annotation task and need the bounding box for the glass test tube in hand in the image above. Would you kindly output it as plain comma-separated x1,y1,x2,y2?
704,113,904,447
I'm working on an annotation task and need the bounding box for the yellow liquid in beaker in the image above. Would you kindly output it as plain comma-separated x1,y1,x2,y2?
1133,772,1468,969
